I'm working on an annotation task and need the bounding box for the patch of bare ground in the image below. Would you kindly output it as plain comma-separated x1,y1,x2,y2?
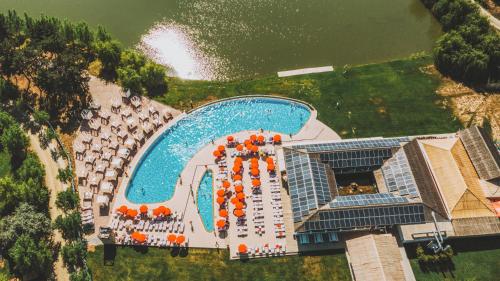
430,65,500,140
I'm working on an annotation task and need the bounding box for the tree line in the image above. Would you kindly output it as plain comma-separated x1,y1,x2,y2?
0,110,54,280
0,10,168,129
422,0,500,86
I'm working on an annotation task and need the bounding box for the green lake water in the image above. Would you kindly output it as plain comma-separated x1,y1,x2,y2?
0,0,441,80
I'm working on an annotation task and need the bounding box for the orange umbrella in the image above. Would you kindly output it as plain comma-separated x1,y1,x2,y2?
219,209,228,217
218,145,225,152
236,144,243,151
217,189,225,197
167,234,177,243
257,135,265,142
213,150,221,157
216,196,225,205
244,139,251,146
131,232,140,240
267,163,275,171
251,168,260,176
234,185,244,193
222,181,231,188
230,197,239,205
235,202,244,209
273,134,282,142
232,165,241,173
176,235,185,244
234,209,245,217
252,179,261,187
238,244,248,253
235,157,243,164
117,205,128,214
266,157,274,164
236,192,245,200
127,209,138,218
139,205,148,214
250,135,257,142
153,207,162,216
227,136,234,142
250,162,259,169
245,143,253,150
233,174,242,181
250,158,259,164
216,219,226,228
251,145,259,153
163,207,172,216
135,233,146,243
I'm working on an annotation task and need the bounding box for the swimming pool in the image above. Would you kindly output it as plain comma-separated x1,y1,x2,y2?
126,96,311,203
197,171,214,232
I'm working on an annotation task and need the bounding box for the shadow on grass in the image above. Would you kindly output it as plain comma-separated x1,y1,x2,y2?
103,244,117,266
170,246,189,258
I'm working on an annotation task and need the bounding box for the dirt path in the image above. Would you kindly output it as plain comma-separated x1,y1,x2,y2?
28,133,70,281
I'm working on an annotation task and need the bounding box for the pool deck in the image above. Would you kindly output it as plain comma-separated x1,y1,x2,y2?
75,81,340,257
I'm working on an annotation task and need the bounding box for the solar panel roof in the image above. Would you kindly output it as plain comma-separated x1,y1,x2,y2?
302,204,425,232
328,193,409,208
382,149,420,198
291,138,405,152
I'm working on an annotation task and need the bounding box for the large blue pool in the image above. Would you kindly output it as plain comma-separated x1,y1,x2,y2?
126,97,311,203
197,171,214,232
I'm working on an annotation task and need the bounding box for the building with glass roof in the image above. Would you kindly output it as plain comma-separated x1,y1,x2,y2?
281,126,500,244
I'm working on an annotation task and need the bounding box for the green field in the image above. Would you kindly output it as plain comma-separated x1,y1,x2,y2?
411,248,500,281
159,56,461,138
87,246,350,281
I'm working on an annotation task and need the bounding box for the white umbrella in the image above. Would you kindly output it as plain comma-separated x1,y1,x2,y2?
97,195,110,207
100,182,114,194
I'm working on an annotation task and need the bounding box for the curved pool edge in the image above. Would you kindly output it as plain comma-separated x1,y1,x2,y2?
186,94,316,114
119,95,317,205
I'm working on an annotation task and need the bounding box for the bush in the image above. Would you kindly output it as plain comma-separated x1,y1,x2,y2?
57,166,73,184
425,0,500,85
54,211,82,240
62,240,87,271
56,189,79,212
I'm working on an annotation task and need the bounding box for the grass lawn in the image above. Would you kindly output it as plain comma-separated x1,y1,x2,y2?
409,236,500,281
87,246,350,281
0,150,11,177
158,56,462,138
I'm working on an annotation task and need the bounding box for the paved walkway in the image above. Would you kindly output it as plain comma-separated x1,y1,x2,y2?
28,133,70,281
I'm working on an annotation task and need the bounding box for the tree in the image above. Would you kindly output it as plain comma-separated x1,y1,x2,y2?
94,40,122,81
0,203,51,250
0,110,15,135
0,176,21,215
120,49,146,71
54,211,82,240
117,66,143,95
16,152,45,185
57,166,73,184
1,124,29,167
17,178,49,213
31,109,50,132
140,62,168,97
61,240,87,271
479,33,500,80
56,189,79,212
8,234,53,279
70,269,92,281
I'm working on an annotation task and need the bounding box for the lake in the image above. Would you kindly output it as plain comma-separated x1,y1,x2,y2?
0,0,441,80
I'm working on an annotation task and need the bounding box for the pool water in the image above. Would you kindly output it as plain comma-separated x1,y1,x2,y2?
197,171,214,232
126,97,311,203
